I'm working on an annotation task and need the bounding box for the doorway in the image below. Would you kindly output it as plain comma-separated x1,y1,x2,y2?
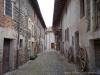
51,43,55,49
32,42,35,54
74,31,79,62
2,38,12,73
94,39,100,69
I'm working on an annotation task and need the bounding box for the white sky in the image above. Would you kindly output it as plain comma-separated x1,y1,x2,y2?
37,0,54,27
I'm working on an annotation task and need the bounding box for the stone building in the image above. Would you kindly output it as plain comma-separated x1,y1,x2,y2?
45,27,55,50
0,0,46,74
53,0,100,73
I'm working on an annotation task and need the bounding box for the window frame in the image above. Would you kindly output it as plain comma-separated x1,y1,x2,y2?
4,0,13,18
95,0,100,29
19,39,23,48
65,28,69,42
80,0,85,18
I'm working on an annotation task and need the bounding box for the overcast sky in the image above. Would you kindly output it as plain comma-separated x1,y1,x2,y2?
37,0,54,27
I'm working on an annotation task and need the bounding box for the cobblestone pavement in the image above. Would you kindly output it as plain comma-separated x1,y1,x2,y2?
5,50,81,75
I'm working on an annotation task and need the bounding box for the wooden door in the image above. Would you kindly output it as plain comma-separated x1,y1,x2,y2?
74,31,79,63
94,39,100,68
51,43,55,49
3,39,10,73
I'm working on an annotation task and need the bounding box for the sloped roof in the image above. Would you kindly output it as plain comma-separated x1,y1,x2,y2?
53,0,67,27
29,0,46,29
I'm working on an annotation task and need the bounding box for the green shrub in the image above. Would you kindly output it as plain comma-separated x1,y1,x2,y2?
30,54,38,60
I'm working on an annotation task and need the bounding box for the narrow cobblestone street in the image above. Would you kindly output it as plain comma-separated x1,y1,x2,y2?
0,0,100,74
5,50,80,75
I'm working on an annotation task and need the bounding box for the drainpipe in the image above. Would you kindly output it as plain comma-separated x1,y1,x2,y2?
26,12,29,61
16,0,20,68
91,0,96,31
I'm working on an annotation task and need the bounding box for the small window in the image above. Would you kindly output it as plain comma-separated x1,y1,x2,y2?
5,0,12,17
28,41,31,48
19,39,23,48
80,0,85,18
67,28,69,41
72,36,74,46
95,0,100,29
86,0,91,31
65,28,69,41
65,29,67,41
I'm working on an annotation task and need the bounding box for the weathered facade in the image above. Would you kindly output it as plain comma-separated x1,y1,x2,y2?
0,0,46,74
53,0,100,73
45,27,55,50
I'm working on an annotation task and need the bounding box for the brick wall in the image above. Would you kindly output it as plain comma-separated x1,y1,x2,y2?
0,0,4,16
0,16,15,28
0,0,15,28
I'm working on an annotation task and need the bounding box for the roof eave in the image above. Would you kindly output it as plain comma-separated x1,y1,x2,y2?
53,0,67,27
29,0,46,29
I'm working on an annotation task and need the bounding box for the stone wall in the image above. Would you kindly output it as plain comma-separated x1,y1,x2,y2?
61,0,80,59
0,0,46,74
61,0,99,72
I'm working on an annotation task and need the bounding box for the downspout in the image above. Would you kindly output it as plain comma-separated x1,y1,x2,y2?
16,0,20,68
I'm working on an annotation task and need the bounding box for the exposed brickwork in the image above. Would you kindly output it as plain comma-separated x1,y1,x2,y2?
0,0,15,28
0,16,15,28
0,0,46,74
0,0,4,16
18,49,27,65
53,0,100,73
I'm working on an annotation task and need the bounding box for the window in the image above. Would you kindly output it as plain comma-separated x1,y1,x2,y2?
72,36,74,46
28,41,31,48
5,0,12,17
65,28,69,41
86,0,91,31
80,0,85,18
65,29,67,41
95,0,100,29
67,28,69,41
19,39,23,48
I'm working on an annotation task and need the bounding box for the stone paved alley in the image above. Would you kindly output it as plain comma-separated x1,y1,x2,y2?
5,50,81,75
0,0,100,74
